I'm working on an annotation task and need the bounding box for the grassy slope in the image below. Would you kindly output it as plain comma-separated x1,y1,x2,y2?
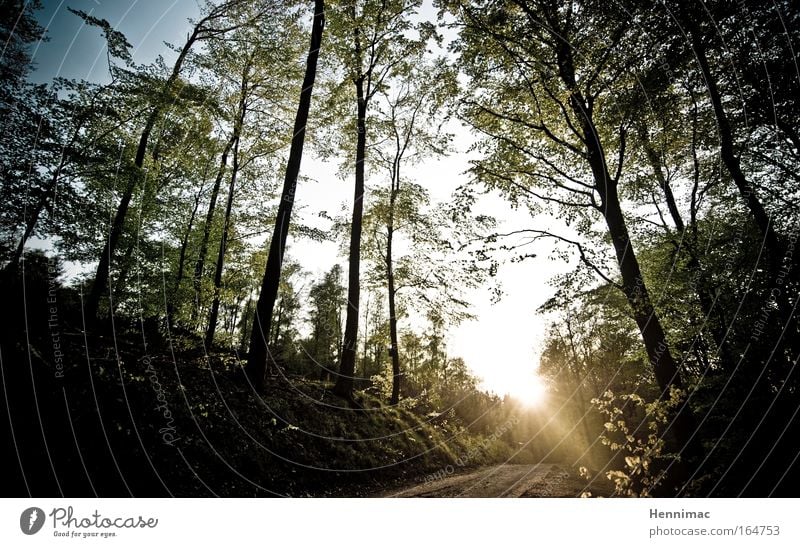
10,328,517,497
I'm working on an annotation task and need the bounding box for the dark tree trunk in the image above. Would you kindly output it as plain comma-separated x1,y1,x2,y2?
639,131,684,233
387,191,401,405
245,0,325,392
85,165,138,320
205,132,241,348
204,53,250,348
167,180,205,326
361,295,370,379
685,22,799,361
111,237,136,310
640,131,734,370
334,76,367,400
561,57,700,465
689,34,784,268
192,134,236,323
238,297,253,354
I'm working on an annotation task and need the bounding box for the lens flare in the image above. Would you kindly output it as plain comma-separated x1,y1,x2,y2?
508,373,547,406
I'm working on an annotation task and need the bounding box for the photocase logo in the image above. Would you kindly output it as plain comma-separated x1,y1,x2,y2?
20,507,45,535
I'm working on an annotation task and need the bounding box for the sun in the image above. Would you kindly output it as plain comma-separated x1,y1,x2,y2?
507,373,548,407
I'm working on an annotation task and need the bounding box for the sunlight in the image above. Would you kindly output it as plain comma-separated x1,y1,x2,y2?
507,373,548,407
478,361,549,408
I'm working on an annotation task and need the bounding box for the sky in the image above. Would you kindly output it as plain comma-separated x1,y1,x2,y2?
27,0,577,400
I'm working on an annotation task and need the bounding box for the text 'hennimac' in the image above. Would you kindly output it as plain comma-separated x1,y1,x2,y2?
650,509,711,519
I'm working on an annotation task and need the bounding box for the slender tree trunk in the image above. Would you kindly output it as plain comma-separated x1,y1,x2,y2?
85,155,137,319
334,77,368,400
111,237,136,310
681,19,799,367
387,190,401,405
689,34,784,266
318,310,330,382
205,133,241,348
639,130,734,370
227,294,244,339
192,134,236,323
638,130,684,233
335,301,343,364
362,294,370,379
238,297,253,353
272,299,284,347
167,181,205,326
204,52,251,347
245,0,325,392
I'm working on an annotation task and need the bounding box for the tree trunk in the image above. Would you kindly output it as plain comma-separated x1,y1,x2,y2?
561,60,700,464
111,237,136,311
686,25,798,363
690,35,783,268
602,179,700,454
272,298,284,347
640,130,733,370
361,294,370,379
204,52,250,347
334,76,367,400
638,129,684,233
238,297,253,354
167,181,204,326
205,132,241,348
85,158,138,319
387,191,401,405
245,0,325,392
192,134,236,323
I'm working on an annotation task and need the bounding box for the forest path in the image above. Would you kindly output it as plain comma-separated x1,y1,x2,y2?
384,463,593,498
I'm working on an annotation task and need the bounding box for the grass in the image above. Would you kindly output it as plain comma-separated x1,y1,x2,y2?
9,327,518,497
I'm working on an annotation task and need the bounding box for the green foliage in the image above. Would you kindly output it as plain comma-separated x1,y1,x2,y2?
584,387,685,498
67,8,134,65
4,0,799,497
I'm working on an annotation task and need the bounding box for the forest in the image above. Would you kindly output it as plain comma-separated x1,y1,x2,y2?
1,0,798,497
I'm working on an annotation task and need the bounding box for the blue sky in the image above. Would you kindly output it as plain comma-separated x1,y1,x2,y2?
31,0,199,84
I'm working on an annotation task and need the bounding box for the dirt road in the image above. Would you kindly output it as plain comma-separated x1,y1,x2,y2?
385,463,601,498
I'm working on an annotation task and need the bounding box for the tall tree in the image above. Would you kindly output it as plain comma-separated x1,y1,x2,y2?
192,132,237,324
366,61,453,403
245,0,326,392
329,0,432,400
447,0,701,466
204,54,251,346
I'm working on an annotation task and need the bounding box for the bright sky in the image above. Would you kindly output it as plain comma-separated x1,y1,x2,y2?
29,0,578,400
